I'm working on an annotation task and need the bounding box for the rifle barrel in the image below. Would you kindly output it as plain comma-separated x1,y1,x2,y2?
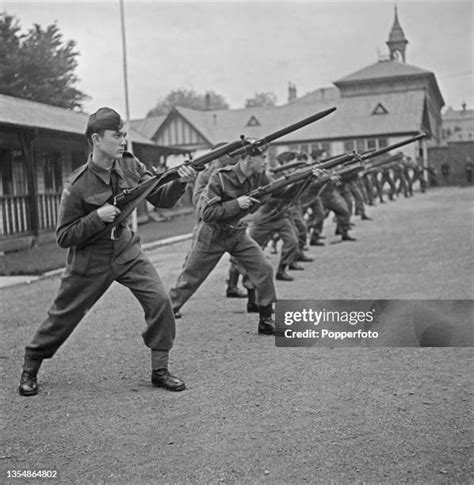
228,107,337,158
361,133,426,161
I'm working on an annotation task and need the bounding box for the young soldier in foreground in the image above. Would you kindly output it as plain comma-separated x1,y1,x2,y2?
19,107,196,397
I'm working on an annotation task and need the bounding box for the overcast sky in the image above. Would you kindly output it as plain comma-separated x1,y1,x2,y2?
2,0,473,119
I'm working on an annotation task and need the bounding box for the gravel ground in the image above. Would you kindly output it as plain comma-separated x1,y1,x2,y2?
1,186,473,484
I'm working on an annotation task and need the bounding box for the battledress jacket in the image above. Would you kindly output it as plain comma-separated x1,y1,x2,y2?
200,165,295,227
56,152,186,275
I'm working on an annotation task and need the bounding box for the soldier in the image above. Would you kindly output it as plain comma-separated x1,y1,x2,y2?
393,161,409,197
322,181,356,241
18,107,196,397
380,164,397,200
248,194,301,282
361,171,375,205
465,158,473,184
190,145,246,299
349,179,372,220
169,145,317,335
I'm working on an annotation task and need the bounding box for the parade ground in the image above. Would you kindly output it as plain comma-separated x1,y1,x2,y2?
1,186,473,484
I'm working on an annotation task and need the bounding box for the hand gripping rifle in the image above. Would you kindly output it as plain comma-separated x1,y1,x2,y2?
244,133,427,201
87,106,337,243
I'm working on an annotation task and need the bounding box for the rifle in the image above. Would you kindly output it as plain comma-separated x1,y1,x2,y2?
312,133,426,172
245,133,426,200
86,106,337,243
270,160,308,174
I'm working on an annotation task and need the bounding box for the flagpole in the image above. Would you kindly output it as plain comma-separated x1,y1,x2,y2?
119,0,137,231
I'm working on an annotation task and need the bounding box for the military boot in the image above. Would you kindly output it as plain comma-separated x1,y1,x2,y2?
276,265,294,281
226,268,246,298
341,232,357,242
258,304,275,335
247,288,259,313
18,357,42,396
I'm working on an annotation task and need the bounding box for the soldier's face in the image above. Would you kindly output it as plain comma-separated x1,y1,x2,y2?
248,155,266,174
94,129,127,159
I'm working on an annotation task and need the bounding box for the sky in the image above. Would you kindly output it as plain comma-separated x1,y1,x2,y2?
2,0,473,119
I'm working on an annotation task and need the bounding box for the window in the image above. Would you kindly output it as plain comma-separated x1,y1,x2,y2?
246,116,260,127
0,148,27,196
344,140,354,152
356,139,366,152
367,139,376,150
41,152,63,193
321,142,331,156
378,138,388,148
372,103,388,115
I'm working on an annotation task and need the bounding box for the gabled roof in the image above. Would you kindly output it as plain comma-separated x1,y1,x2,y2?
130,115,166,140
159,91,427,145
335,60,431,84
0,94,159,147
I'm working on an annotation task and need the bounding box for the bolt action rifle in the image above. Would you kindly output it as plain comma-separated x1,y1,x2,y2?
86,106,338,243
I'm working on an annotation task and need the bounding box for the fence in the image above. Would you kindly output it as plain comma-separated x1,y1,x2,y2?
0,193,61,238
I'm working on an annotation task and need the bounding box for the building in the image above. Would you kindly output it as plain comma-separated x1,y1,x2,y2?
136,8,442,170
0,94,186,252
428,103,474,184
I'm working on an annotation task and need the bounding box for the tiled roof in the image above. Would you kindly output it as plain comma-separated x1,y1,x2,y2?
170,90,426,144
0,94,157,146
335,60,431,84
130,115,166,139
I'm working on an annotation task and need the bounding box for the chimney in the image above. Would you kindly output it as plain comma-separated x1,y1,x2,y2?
462,101,467,111
205,92,211,110
288,82,297,102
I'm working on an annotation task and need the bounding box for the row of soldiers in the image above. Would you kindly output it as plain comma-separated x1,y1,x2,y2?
168,142,428,336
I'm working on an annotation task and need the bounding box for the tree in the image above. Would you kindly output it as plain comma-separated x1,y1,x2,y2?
0,12,88,109
147,89,229,117
245,92,277,108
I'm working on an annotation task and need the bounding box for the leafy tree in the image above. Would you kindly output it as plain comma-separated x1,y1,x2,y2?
147,89,229,117
245,92,277,108
0,12,88,109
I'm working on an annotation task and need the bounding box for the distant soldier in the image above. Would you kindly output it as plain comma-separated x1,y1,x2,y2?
380,165,397,200
464,158,472,183
441,162,450,185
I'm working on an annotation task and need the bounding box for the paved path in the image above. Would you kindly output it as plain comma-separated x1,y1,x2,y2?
1,187,473,484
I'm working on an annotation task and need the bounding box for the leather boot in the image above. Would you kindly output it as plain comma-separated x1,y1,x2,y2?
258,304,275,335
247,288,259,313
289,262,304,270
296,253,314,262
19,357,42,396
151,368,186,392
342,232,357,242
276,265,294,281
310,236,325,246
226,269,246,298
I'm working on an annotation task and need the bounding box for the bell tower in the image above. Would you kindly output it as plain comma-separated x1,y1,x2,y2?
386,5,408,62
